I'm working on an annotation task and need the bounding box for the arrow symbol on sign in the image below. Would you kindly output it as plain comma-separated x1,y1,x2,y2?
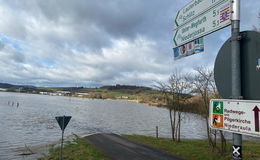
253,106,260,132
173,30,178,48
174,11,180,28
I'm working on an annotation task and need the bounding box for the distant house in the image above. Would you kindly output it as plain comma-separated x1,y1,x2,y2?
50,93,58,96
15,87,23,92
116,96,129,99
76,92,90,97
57,91,71,96
0,88,7,91
40,92,49,95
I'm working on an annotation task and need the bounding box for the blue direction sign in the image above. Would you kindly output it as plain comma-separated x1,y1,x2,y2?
55,116,72,131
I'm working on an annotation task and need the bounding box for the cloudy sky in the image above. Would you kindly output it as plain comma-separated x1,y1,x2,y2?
0,0,259,87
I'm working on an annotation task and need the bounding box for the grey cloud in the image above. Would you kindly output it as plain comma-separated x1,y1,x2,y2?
0,3,27,40
4,0,179,50
0,0,259,87
11,51,25,63
0,44,25,63
0,41,5,50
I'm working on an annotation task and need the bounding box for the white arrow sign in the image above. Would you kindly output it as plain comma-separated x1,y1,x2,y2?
174,0,226,28
173,0,231,48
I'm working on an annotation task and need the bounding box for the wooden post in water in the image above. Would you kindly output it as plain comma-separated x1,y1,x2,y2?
156,126,158,139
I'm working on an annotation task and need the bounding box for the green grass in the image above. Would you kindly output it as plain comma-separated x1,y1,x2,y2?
38,136,108,160
38,134,260,160
125,135,260,160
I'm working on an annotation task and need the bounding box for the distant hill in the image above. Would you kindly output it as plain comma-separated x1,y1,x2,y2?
0,83,15,88
100,84,151,91
0,83,152,94
0,82,37,93
99,84,152,95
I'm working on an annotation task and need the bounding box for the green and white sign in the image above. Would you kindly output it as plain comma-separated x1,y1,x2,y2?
174,0,226,28
209,99,260,137
173,0,231,48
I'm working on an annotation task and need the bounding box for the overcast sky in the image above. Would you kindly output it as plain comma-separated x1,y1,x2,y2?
0,0,259,87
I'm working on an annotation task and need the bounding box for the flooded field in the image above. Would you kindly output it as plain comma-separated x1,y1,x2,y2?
0,92,207,159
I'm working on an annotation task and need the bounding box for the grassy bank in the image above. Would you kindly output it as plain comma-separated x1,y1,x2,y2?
38,136,108,160
125,135,260,160
39,134,260,160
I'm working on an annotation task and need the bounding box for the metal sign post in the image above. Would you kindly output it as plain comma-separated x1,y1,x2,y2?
231,0,242,159
55,116,72,160
214,31,260,101
60,121,64,160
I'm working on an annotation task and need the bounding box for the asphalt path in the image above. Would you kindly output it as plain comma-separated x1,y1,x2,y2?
84,133,183,160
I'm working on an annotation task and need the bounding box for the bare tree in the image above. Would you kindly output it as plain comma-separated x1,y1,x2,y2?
155,72,190,142
168,73,190,142
154,81,175,140
186,67,217,148
186,67,226,153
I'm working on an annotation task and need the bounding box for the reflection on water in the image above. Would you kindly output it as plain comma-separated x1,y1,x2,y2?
0,92,207,160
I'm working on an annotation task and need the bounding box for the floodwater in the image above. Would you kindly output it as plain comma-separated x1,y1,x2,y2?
0,92,208,160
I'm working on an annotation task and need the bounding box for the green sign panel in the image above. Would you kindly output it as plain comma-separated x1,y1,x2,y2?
213,101,223,114
174,0,226,28
173,0,231,48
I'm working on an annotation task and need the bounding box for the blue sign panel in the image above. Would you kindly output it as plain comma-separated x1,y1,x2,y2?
173,37,204,60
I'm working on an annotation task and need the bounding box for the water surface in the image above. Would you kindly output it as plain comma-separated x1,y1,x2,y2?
0,92,207,159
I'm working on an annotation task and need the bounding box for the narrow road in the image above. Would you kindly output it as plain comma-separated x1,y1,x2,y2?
84,133,183,160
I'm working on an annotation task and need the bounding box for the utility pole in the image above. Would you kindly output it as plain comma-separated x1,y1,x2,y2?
231,0,242,159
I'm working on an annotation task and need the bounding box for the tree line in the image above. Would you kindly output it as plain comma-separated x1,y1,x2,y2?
155,67,227,154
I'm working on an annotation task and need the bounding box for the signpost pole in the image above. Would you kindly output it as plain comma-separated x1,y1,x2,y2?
60,130,64,160
55,115,71,160
59,116,65,160
231,0,242,159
